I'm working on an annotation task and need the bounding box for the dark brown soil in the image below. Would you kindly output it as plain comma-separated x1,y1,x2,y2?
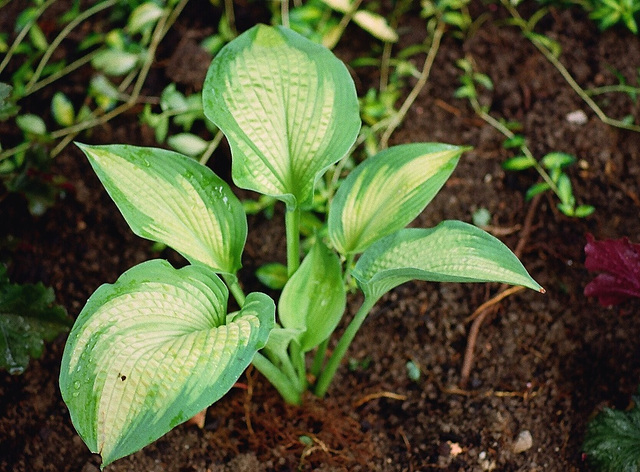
2,2,640,471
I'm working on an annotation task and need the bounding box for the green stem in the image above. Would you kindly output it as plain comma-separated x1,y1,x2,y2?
0,0,57,75
0,0,189,164
223,0,237,36
342,253,355,285
25,0,117,93
468,94,560,199
285,205,300,277
324,0,363,49
265,346,298,388
222,274,246,308
310,338,328,379
252,352,301,405
199,129,224,166
290,342,307,392
314,295,378,397
586,84,640,97
25,50,99,97
380,20,444,148
281,0,290,28
501,0,640,134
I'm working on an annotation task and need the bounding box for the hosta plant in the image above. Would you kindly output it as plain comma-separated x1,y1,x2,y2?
59,25,543,468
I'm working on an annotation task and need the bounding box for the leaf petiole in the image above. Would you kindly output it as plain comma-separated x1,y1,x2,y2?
222,274,246,308
285,205,301,277
314,295,379,397
252,352,301,405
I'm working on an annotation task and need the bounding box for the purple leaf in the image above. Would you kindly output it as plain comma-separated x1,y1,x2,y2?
584,234,640,306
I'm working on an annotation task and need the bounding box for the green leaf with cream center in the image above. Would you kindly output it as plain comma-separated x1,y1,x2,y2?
59,260,275,467
203,24,360,209
77,143,247,275
353,221,543,301
328,143,466,255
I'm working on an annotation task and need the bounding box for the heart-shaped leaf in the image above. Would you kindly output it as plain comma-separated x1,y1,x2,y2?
353,221,543,301
328,143,465,255
203,24,360,209
278,241,346,352
78,143,247,275
59,260,275,467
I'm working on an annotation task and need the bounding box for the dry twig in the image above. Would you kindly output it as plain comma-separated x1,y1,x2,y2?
353,391,407,408
459,195,542,386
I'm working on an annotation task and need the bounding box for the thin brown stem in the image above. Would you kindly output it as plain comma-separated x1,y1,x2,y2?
380,21,444,148
459,194,541,387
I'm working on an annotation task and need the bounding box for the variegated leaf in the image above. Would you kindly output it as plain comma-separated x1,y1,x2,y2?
59,260,275,467
328,143,465,255
78,143,247,274
353,221,543,301
203,24,360,209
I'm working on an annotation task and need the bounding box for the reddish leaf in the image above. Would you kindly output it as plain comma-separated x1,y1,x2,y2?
584,234,640,306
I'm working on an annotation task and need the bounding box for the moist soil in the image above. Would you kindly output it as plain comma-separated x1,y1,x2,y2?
1,2,640,471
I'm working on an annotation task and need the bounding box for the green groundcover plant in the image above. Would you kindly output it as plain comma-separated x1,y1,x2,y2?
59,25,543,468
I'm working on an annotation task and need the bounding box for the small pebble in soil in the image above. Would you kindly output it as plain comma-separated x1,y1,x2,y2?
512,430,533,453
565,110,588,125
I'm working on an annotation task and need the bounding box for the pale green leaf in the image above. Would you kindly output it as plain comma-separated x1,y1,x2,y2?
59,260,275,467
321,0,351,12
278,241,346,352
526,182,550,200
166,133,208,157
16,113,46,135
353,221,542,301
92,49,139,76
541,152,575,170
203,24,360,209
128,2,164,34
256,262,289,290
353,11,398,42
574,204,595,218
51,92,75,127
328,143,465,255
556,173,574,206
77,143,247,274
502,155,536,171
29,23,48,51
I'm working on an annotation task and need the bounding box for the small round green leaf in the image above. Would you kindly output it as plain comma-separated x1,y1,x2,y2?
77,143,247,274
541,152,576,170
92,49,139,76
574,204,595,218
59,260,275,467
16,113,47,135
203,24,360,209
525,182,551,200
51,92,75,127
167,133,208,157
353,221,543,301
128,2,164,34
353,11,398,42
502,155,536,171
